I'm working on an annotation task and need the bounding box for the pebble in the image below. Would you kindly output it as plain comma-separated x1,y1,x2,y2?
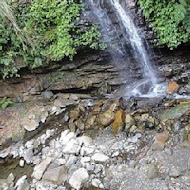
19,159,25,167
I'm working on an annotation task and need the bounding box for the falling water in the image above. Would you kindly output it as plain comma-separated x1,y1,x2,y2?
88,0,125,57
111,0,157,85
88,0,168,97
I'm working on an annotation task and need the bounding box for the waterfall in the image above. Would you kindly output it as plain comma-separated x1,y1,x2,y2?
88,0,165,97
111,0,157,85
88,0,125,57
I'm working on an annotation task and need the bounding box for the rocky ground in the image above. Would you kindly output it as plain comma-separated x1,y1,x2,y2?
0,95,190,190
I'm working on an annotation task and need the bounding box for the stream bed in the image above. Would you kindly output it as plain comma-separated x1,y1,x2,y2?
0,97,190,190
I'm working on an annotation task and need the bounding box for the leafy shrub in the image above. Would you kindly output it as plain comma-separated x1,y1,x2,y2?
0,97,13,109
0,0,104,78
137,0,190,49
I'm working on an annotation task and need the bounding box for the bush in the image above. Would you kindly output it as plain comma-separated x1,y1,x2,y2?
137,0,190,49
0,0,105,78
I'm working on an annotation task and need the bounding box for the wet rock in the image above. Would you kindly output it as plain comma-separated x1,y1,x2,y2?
69,168,89,190
147,164,159,179
159,101,190,120
91,153,109,162
169,167,181,178
98,109,115,127
112,109,124,136
166,81,179,94
42,165,68,185
32,157,52,180
125,114,136,131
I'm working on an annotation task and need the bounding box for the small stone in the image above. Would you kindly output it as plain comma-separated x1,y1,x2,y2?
42,165,68,185
32,157,52,180
66,156,78,167
86,115,96,129
92,178,102,188
147,164,159,179
42,91,53,100
23,148,33,164
19,160,25,167
77,136,93,146
98,109,114,127
60,131,74,145
75,119,85,130
63,139,80,154
69,122,76,132
125,114,135,131
112,109,124,136
23,119,39,131
70,108,80,120
169,167,181,178
152,132,169,151
91,153,109,162
69,168,89,190
166,81,179,94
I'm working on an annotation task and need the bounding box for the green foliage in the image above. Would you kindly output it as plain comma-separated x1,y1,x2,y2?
137,0,190,49
0,97,13,109
0,0,104,78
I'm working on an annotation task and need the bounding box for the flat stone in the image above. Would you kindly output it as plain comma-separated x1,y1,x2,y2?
69,168,89,190
91,153,109,162
32,157,52,180
42,165,68,185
